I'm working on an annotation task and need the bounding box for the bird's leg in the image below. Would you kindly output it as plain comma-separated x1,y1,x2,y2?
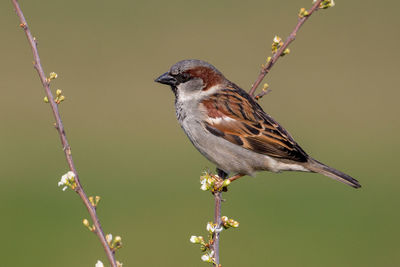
213,169,245,192
216,168,229,192
217,168,228,179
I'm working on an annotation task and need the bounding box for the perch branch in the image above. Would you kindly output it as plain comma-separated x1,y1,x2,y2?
213,191,222,267
11,1,117,266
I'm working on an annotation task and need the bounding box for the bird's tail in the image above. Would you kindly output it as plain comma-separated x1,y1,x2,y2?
306,158,361,189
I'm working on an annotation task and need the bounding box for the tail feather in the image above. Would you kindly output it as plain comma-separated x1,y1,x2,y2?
307,158,361,189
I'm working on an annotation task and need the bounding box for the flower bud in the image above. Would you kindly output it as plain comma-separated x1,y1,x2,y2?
49,72,58,80
82,219,90,227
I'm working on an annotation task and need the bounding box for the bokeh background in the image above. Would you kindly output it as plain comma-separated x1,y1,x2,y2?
1,0,399,266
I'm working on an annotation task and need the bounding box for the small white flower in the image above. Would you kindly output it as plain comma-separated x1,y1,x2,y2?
114,236,122,243
215,226,223,233
201,251,215,263
190,235,198,243
206,222,214,233
207,222,223,233
106,234,113,243
95,260,104,267
66,171,75,179
273,35,282,44
200,177,211,191
201,254,211,262
58,171,76,191
58,175,67,187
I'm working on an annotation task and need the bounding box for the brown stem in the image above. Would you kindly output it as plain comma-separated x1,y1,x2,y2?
249,0,324,98
211,173,244,266
213,191,222,267
255,88,272,101
11,1,117,266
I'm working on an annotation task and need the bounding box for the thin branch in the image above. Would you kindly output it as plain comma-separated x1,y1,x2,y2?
210,173,244,267
255,88,272,101
249,0,324,98
213,191,222,267
11,1,118,266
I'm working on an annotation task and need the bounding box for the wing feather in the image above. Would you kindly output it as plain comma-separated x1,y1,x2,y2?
201,84,308,162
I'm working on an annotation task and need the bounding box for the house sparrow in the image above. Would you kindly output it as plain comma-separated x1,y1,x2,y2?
155,59,361,188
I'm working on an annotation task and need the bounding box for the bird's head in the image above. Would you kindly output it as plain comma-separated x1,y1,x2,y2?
155,59,227,100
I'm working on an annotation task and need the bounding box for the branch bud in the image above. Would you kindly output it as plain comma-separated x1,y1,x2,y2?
82,218,90,227
299,8,309,18
113,236,122,249
221,216,240,229
190,235,203,244
314,0,335,9
281,48,290,56
48,72,58,81
272,36,283,53
89,195,101,207
222,179,231,187
55,95,65,104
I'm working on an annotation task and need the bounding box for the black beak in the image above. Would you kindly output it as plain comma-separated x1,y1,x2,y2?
155,72,177,86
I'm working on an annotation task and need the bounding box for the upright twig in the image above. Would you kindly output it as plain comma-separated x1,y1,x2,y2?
249,0,324,98
211,175,243,266
213,191,222,267
11,1,118,266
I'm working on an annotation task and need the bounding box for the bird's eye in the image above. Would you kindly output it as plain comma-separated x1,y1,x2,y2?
175,72,191,84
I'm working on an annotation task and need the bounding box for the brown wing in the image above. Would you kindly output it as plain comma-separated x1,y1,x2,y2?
201,84,308,162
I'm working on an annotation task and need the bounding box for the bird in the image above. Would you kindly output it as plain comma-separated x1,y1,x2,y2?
155,59,361,188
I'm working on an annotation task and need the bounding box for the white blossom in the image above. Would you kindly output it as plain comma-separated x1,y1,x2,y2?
201,251,215,263
206,222,223,234
115,236,122,243
106,234,113,243
190,235,199,243
95,260,104,267
200,183,208,191
206,222,214,233
273,35,282,44
200,177,210,191
58,171,76,191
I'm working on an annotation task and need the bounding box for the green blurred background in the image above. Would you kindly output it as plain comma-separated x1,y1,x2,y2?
1,0,399,266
